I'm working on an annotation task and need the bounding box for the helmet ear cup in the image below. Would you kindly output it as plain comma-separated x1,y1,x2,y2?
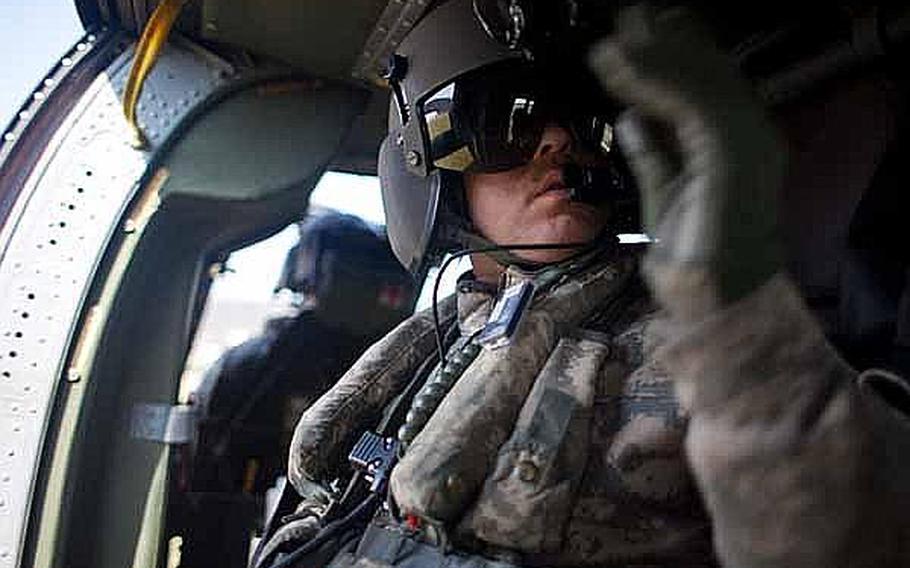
379,132,442,274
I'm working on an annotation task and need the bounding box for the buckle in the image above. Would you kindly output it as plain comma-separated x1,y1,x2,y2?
348,431,400,493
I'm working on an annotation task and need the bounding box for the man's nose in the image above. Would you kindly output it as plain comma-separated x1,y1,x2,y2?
533,125,573,160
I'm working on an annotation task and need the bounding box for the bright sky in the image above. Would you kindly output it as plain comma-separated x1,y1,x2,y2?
216,172,391,304
0,1,83,130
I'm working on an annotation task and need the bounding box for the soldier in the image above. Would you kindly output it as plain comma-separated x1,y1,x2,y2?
178,211,416,568
256,2,910,567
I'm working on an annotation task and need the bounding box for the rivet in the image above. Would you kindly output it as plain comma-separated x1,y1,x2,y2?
76,43,87,51
61,57,73,66
406,151,421,166
19,110,30,120
33,92,45,101
67,369,81,383
123,219,137,234
396,133,404,146
3,133,15,142
44,78,55,87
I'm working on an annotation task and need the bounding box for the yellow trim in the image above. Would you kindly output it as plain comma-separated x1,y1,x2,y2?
435,145,475,172
426,111,453,141
130,448,170,568
123,0,190,148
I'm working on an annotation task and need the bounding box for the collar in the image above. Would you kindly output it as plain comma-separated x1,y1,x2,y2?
454,247,639,336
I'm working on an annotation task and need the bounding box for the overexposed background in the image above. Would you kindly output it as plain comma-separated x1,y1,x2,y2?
0,1,83,131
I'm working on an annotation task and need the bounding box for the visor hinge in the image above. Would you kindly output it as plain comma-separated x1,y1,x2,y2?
384,54,410,124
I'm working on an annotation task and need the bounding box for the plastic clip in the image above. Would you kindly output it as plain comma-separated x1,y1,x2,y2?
349,431,400,493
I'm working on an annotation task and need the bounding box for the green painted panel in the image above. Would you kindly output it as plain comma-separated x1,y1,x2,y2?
201,0,388,79
161,80,367,200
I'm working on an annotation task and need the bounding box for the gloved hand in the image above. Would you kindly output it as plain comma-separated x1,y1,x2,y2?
589,7,785,320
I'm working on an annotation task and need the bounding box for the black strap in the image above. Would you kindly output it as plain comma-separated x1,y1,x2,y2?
250,477,302,567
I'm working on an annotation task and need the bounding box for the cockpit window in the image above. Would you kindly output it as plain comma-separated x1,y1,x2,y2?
179,172,387,402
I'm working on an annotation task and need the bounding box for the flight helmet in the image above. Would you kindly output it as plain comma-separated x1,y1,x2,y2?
276,211,417,335
378,0,637,274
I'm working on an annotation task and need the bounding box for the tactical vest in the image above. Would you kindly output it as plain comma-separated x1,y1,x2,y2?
289,254,715,567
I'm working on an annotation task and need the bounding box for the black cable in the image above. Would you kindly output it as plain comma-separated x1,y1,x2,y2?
430,242,590,368
269,493,379,568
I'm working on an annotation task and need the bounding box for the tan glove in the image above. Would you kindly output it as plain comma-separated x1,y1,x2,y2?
589,7,786,319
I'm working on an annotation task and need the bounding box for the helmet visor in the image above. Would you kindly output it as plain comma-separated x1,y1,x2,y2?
419,61,620,173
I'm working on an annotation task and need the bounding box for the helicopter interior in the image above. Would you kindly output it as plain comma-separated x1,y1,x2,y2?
2,1,909,568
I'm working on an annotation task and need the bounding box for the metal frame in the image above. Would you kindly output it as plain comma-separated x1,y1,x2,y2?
0,34,231,568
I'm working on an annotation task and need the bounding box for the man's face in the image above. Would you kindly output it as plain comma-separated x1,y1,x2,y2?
464,125,609,264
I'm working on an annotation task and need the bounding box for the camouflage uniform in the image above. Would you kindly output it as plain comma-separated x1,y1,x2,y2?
290,253,715,566
287,247,910,567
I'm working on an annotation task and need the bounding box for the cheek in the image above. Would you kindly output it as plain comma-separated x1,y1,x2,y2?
540,206,604,240
464,172,523,239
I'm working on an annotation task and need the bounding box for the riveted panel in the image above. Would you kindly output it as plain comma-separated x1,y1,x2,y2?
0,36,230,568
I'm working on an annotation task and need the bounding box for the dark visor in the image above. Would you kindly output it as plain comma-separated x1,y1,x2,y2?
419,61,620,173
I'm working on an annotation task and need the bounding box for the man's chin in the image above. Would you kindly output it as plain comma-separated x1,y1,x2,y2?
540,211,605,243
513,247,582,265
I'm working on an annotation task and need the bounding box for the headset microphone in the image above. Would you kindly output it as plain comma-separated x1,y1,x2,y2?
564,163,607,206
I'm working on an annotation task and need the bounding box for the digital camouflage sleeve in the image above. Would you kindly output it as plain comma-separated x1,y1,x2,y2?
660,272,910,567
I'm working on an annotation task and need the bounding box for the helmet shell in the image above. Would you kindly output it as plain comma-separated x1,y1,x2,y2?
278,212,417,334
379,0,520,272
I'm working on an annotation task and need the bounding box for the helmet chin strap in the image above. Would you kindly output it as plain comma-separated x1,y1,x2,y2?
428,225,619,369
450,224,614,272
